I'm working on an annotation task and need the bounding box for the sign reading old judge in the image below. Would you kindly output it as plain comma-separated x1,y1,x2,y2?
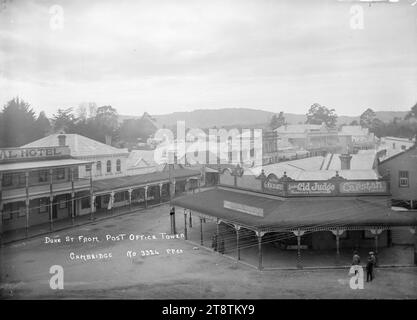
0,147,70,162
287,181,337,196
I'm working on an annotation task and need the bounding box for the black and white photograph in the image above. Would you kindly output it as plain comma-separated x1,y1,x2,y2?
0,0,416,308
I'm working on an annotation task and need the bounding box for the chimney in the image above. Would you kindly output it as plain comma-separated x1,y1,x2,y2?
105,135,112,146
58,134,66,147
339,153,352,170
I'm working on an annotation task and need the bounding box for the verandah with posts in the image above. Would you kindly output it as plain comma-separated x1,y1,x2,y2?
0,167,202,244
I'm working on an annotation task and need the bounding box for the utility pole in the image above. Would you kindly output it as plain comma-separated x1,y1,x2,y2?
169,149,176,234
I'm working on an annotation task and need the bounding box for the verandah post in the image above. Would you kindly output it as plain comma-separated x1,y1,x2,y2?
200,217,204,245
293,229,305,269
235,225,241,260
183,209,188,240
256,231,265,270
189,210,192,228
49,168,53,231
413,227,417,265
128,188,132,211
70,167,75,225
25,171,29,238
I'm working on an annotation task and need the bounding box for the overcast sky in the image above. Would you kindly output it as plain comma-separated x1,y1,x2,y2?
0,0,416,117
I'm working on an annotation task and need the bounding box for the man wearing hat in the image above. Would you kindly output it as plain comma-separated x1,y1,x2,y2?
366,251,376,282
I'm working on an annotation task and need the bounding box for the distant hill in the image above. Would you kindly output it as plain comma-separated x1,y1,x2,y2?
119,108,409,129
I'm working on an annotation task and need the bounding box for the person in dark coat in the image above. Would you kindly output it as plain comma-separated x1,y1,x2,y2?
211,233,218,251
369,251,377,278
366,255,374,282
218,237,225,254
352,250,361,275
352,251,360,265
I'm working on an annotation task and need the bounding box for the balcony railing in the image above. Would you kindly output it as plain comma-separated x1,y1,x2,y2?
2,178,91,201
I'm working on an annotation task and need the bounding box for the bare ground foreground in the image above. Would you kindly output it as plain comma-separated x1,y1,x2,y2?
1,204,416,299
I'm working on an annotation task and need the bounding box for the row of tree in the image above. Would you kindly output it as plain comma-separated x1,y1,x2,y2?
268,103,417,139
0,98,156,148
269,103,339,130
1,97,416,148
0,98,51,148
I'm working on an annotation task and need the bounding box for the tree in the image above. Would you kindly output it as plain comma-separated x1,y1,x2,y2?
359,108,377,128
0,97,39,147
405,102,417,121
350,120,359,126
35,111,51,137
404,102,417,141
52,108,77,133
305,103,337,128
269,112,286,130
76,104,88,120
269,114,279,130
91,105,119,144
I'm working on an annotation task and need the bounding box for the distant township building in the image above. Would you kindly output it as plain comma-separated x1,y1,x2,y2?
378,144,417,245
377,136,416,162
379,144,417,210
263,130,309,164
338,125,376,152
274,124,340,157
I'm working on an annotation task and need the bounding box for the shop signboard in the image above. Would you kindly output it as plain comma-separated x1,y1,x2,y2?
224,200,264,217
263,176,285,196
287,181,337,196
339,181,388,194
0,146,70,162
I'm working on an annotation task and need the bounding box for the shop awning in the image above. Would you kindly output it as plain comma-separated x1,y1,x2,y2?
93,168,201,193
172,188,417,232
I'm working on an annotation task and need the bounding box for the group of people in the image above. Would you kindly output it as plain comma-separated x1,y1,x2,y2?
212,233,225,254
352,250,377,282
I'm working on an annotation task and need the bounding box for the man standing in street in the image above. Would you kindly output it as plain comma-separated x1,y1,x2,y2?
366,254,374,282
170,206,176,234
352,250,361,275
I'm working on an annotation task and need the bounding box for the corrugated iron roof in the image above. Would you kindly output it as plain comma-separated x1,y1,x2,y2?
173,188,417,230
93,168,201,193
23,134,129,157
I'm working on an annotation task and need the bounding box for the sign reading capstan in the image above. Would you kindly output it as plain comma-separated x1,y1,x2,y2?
340,181,388,194
0,146,70,162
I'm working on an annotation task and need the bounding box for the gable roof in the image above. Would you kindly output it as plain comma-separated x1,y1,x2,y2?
275,124,324,134
241,152,380,180
127,150,158,168
22,134,129,158
379,144,417,164
339,125,369,136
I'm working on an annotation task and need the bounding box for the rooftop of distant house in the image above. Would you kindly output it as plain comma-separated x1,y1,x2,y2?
241,149,379,180
338,125,370,136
